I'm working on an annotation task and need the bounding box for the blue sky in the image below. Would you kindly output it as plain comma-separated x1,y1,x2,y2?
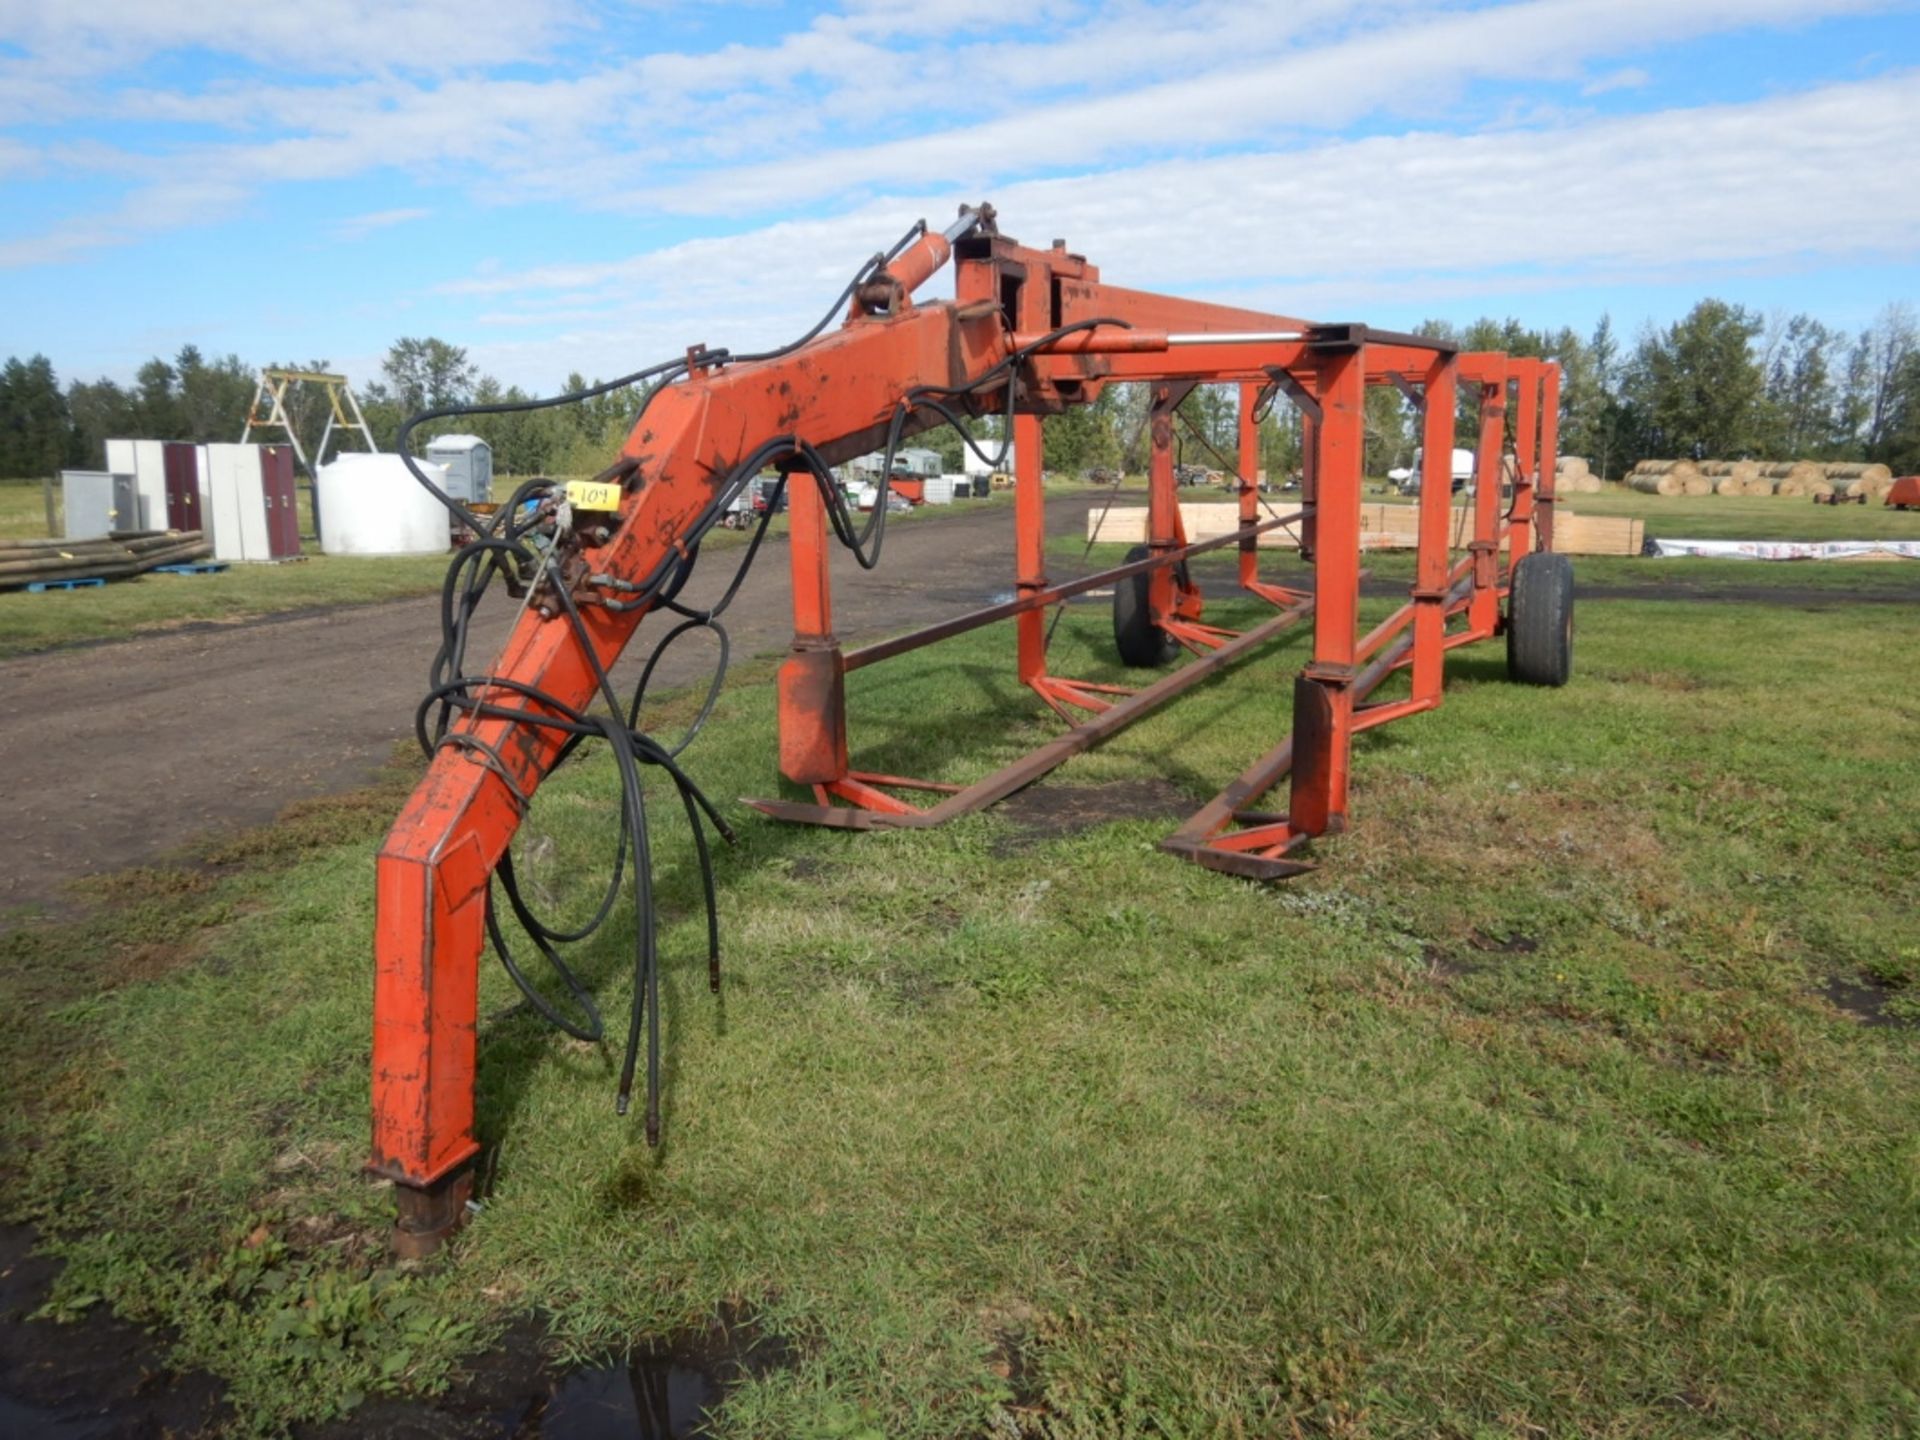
2,0,1916,393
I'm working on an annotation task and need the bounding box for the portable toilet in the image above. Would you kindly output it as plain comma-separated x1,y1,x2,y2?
425,435,493,505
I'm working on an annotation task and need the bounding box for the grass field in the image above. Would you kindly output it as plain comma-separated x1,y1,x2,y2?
4,579,1917,1435
1064,480,1920,594
8,474,1916,660
0,475,55,536
0,554,459,658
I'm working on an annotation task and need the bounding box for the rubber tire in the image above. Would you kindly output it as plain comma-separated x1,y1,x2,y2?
1113,544,1182,668
1507,551,1574,686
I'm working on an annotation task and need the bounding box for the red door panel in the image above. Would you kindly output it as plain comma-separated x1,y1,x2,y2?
263,445,301,558
162,442,203,533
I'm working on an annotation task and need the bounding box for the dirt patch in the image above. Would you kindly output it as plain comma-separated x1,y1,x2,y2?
992,778,1192,854
103,935,209,987
1820,974,1917,1030
0,493,1105,918
1605,668,1709,692
1468,930,1539,955
786,855,837,883
978,1301,1046,1416
1422,944,1478,980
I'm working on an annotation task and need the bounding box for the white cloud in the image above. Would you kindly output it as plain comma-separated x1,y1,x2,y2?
1583,65,1652,95
443,72,1920,387
0,176,250,268
0,0,585,77
634,0,1893,215
0,0,1896,266
330,207,433,242
0,135,39,177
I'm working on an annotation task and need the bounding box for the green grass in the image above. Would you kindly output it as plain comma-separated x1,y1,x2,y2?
1064,480,1920,594
0,553,457,657
4,583,1918,1435
0,476,56,538
0,474,453,656
1561,485,1920,541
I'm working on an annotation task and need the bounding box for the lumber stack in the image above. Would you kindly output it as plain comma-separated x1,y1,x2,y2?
0,530,213,589
1085,504,1643,557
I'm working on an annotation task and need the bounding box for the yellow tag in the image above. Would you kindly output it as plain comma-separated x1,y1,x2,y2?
565,480,622,512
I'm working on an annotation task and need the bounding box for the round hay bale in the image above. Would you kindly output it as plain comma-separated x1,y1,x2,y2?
1556,455,1591,480
1823,462,1893,484
1837,474,1889,499
1629,472,1684,496
1698,460,1735,477
1776,471,1823,497
1680,470,1713,497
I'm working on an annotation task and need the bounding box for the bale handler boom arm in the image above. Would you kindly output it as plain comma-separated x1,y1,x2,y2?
373,209,1561,1252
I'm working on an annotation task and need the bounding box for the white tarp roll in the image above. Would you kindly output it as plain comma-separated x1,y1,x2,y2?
1647,538,1920,561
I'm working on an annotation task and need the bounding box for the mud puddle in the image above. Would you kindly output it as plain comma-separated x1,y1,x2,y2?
3,1220,793,1439
0,1222,229,1438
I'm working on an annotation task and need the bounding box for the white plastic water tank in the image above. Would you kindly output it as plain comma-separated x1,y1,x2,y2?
316,454,451,555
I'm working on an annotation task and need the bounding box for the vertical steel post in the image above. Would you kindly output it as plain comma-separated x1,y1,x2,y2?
1289,343,1364,835
1509,360,1539,563
1013,412,1048,685
1237,381,1262,592
776,467,849,784
1412,356,1458,702
1469,380,1505,637
1299,402,1318,561
1535,362,1561,554
1146,384,1179,622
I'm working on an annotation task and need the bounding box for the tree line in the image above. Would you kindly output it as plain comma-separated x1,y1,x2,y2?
0,336,647,482
3,301,1916,482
